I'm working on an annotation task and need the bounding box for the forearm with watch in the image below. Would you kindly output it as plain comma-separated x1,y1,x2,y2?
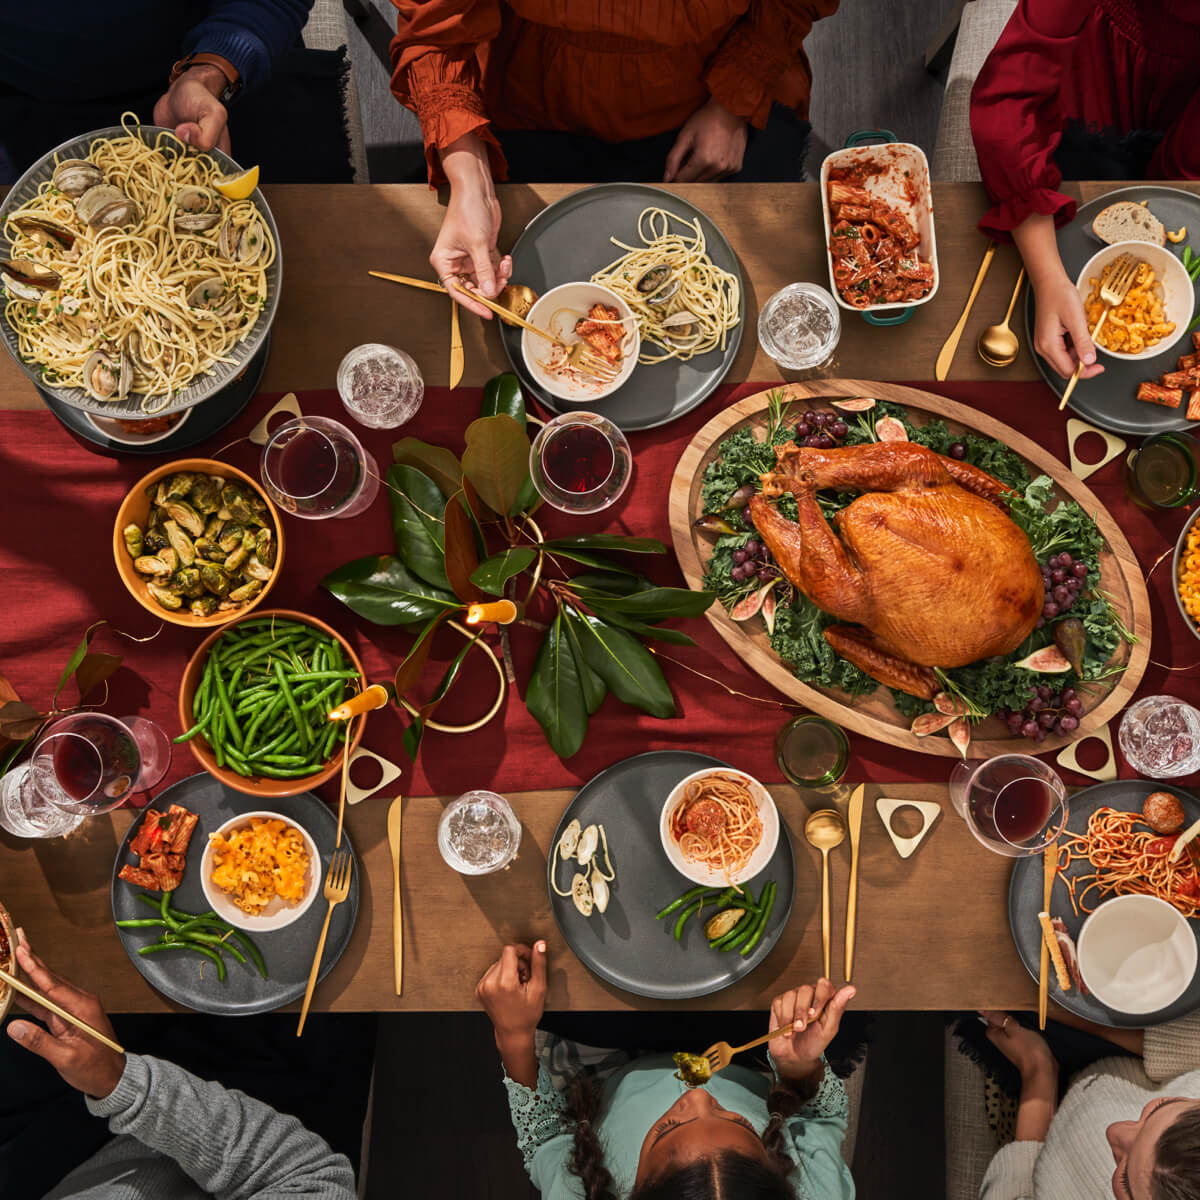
168,53,242,105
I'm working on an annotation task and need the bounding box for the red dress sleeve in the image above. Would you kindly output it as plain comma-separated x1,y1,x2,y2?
969,0,1094,241
1149,87,1200,180
389,0,508,187
703,0,839,129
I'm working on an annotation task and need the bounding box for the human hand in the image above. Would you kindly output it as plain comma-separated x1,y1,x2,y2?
475,942,547,1048
6,929,125,1099
433,134,511,320
1030,269,1104,381
153,67,231,154
980,1011,1058,1082
768,978,855,1082
664,97,748,183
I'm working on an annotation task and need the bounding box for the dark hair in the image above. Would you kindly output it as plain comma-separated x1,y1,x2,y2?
564,1074,805,1199
1151,1104,1200,1200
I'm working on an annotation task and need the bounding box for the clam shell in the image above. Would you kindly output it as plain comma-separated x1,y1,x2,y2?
52,158,102,198
75,185,138,229
83,349,131,401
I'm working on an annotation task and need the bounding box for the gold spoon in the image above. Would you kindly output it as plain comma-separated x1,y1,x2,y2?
977,267,1026,368
804,809,847,979
496,283,538,325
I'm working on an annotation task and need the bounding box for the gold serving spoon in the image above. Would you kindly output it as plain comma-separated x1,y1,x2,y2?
804,809,847,980
977,267,1025,368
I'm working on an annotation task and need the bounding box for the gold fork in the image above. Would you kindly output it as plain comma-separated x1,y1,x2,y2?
296,847,353,1036
567,342,622,383
1059,253,1138,410
702,1021,796,1077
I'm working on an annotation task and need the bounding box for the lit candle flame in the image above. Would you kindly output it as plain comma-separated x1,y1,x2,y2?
466,600,518,626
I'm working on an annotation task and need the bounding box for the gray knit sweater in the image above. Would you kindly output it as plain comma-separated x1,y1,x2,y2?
981,1013,1200,1200
43,1054,356,1199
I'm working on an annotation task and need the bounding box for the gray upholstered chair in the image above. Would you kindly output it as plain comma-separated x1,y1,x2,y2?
931,0,1018,182
944,1027,1001,1200
301,0,370,181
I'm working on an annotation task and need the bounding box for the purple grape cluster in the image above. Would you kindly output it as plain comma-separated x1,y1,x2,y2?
729,539,778,584
999,685,1084,742
1036,551,1088,625
795,410,850,449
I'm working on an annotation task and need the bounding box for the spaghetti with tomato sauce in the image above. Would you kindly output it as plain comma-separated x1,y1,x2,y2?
670,772,763,885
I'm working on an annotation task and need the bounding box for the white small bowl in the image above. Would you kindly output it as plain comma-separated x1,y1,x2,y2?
1077,894,1197,1014
1074,241,1195,360
85,407,191,446
200,810,321,932
521,282,639,403
660,767,779,887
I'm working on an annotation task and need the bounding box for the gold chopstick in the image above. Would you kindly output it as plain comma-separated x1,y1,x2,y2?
444,281,560,345
0,966,124,1054
1039,843,1057,1029
368,270,447,295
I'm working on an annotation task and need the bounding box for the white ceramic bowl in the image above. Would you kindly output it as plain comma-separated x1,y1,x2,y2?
1077,894,1197,1014
85,407,191,446
521,282,639,403
660,767,779,887
1074,241,1195,361
200,810,321,932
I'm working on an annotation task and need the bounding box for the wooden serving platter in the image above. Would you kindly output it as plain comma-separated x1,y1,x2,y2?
669,380,1151,759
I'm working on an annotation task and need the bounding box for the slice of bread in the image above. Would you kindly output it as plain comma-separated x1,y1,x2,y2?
1092,201,1166,246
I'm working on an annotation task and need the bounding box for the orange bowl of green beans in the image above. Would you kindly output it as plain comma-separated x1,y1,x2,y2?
177,609,366,798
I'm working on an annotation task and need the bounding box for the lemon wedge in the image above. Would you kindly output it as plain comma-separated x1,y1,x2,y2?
213,165,259,200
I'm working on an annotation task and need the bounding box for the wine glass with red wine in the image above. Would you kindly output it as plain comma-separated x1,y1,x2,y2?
529,411,632,514
948,754,1068,857
0,713,171,839
260,415,380,520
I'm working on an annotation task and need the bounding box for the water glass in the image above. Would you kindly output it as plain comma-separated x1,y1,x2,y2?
1119,695,1200,779
336,343,425,430
260,415,380,520
948,754,1068,857
437,791,522,874
757,283,841,371
0,713,170,839
1124,432,1198,510
529,411,632,514
774,715,849,787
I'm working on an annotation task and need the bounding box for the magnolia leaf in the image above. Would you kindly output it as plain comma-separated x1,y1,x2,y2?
387,464,451,591
462,415,530,518
393,613,448,699
541,534,666,555
569,571,654,597
402,715,424,762
443,496,484,603
470,547,536,596
540,547,639,574
392,437,464,498
562,608,607,715
480,373,526,426
579,604,697,645
0,729,41,775
54,620,105,704
569,613,675,719
0,672,20,707
0,700,45,741
577,586,717,620
322,555,459,626
403,630,484,761
74,652,122,700
526,610,589,759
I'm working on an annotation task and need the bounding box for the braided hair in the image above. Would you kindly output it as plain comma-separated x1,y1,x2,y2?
1151,1104,1200,1200
563,1074,806,1199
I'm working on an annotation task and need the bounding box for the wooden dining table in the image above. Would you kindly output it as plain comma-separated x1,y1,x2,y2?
1,179,1189,1014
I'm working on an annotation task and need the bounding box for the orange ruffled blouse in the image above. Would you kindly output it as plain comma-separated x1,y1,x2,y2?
390,0,838,185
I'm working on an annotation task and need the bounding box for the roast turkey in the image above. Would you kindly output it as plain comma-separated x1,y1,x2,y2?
749,441,1043,699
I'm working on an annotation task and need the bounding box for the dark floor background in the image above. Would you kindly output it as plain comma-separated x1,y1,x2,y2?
365,1011,946,1199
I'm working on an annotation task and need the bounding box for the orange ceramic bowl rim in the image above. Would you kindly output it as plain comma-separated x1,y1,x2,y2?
112,458,285,628
178,609,366,798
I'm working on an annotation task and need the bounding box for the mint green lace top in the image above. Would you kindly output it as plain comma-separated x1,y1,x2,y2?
503,1052,854,1199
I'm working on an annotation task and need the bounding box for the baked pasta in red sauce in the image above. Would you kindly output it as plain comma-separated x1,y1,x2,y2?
827,167,934,308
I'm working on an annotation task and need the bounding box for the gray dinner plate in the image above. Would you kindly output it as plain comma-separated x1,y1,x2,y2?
547,751,795,1000
500,184,745,432
111,773,358,1016
1008,780,1200,1028
1,124,281,419
1026,185,1200,435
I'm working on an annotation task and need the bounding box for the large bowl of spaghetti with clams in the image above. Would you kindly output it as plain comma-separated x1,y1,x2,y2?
0,114,280,417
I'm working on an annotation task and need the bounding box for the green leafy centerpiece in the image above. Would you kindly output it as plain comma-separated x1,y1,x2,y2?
321,375,714,759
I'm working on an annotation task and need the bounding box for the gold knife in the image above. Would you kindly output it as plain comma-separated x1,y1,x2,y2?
387,795,404,995
449,298,464,390
935,241,996,381
844,784,865,981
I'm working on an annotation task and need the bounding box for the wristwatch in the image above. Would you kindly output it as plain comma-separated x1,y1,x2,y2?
168,53,241,104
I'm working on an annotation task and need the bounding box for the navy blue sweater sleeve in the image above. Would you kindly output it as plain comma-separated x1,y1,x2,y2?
182,0,314,96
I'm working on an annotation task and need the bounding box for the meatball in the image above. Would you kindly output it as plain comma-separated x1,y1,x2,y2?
1144,791,1186,835
684,798,727,839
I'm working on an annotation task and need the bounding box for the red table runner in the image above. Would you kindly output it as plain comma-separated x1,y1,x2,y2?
2,380,1197,804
